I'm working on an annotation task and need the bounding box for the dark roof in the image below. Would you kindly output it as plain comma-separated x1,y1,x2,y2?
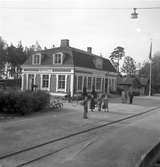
71,47,116,72
23,46,116,72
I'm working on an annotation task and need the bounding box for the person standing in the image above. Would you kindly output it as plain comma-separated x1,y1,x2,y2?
121,90,126,103
97,94,103,112
102,93,109,112
124,90,128,103
90,94,95,112
83,95,88,119
128,89,134,104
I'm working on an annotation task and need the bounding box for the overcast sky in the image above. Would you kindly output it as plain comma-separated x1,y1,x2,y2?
0,0,160,66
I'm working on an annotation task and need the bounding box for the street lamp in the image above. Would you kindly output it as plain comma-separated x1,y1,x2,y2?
131,8,138,19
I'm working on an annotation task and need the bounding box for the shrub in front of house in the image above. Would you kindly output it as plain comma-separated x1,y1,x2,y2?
0,90,50,115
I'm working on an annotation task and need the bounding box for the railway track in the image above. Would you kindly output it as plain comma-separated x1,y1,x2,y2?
0,106,160,167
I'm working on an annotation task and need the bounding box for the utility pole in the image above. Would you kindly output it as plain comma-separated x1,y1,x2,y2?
149,59,152,96
149,40,152,96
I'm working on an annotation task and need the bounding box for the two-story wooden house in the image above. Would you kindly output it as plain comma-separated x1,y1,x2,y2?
21,39,117,96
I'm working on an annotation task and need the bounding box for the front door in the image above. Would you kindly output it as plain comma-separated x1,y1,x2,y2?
28,74,34,90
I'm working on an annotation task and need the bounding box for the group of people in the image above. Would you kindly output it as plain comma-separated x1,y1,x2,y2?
82,88,134,119
121,89,134,104
83,93,109,119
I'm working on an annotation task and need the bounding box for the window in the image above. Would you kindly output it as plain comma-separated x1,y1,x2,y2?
96,78,101,90
28,74,35,90
77,76,83,91
87,77,92,90
42,75,49,88
58,75,65,90
33,54,40,64
54,53,62,64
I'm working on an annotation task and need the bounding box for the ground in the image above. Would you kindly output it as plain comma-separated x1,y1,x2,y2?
0,95,160,167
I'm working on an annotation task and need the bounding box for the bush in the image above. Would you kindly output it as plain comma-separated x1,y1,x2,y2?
0,90,50,115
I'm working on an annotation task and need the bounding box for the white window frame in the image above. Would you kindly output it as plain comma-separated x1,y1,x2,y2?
32,53,41,65
56,74,66,92
96,77,102,91
53,52,63,64
42,74,49,89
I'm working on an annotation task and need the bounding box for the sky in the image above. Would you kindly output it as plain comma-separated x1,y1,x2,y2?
0,0,160,67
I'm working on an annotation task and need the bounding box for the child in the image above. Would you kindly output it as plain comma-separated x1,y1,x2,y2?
128,89,134,104
102,93,109,112
90,94,95,112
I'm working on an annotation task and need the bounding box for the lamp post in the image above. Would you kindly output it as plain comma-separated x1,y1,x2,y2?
131,8,138,19
149,60,152,96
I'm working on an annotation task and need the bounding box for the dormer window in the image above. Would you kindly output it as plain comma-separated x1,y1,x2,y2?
32,54,41,65
53,53,63,64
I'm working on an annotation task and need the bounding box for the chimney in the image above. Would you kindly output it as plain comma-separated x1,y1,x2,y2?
60,39,69,47
87,47,92,53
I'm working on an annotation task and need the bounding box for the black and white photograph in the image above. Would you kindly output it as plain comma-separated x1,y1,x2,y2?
0,0,160,166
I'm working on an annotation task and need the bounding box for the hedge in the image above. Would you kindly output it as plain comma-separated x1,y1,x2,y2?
0,90,50,115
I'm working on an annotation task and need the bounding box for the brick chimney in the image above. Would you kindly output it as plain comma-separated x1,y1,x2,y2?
60,39,69,47
87,47,92,53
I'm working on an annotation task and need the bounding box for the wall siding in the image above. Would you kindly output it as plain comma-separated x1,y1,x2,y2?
66,75,71,93
84,76,87,88
50,75,56,92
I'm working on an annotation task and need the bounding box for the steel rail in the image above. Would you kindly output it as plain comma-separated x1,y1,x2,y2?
0,106,160,166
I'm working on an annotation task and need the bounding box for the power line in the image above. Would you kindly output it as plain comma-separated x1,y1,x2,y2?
0,6,160,10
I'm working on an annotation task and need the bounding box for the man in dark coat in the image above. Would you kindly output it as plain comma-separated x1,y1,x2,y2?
83,95,88,119
128,89,134,104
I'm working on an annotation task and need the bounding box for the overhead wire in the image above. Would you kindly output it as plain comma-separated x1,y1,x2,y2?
0,6,160,10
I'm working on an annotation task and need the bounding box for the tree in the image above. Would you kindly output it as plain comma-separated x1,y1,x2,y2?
31,41,42,51
0,37,8,78
7,41,27,78
121,56,136,76
110,46,125,72
139,52,160,93
0,37,43,79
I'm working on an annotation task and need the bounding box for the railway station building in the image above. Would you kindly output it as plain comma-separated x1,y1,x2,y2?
21,39,118,97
